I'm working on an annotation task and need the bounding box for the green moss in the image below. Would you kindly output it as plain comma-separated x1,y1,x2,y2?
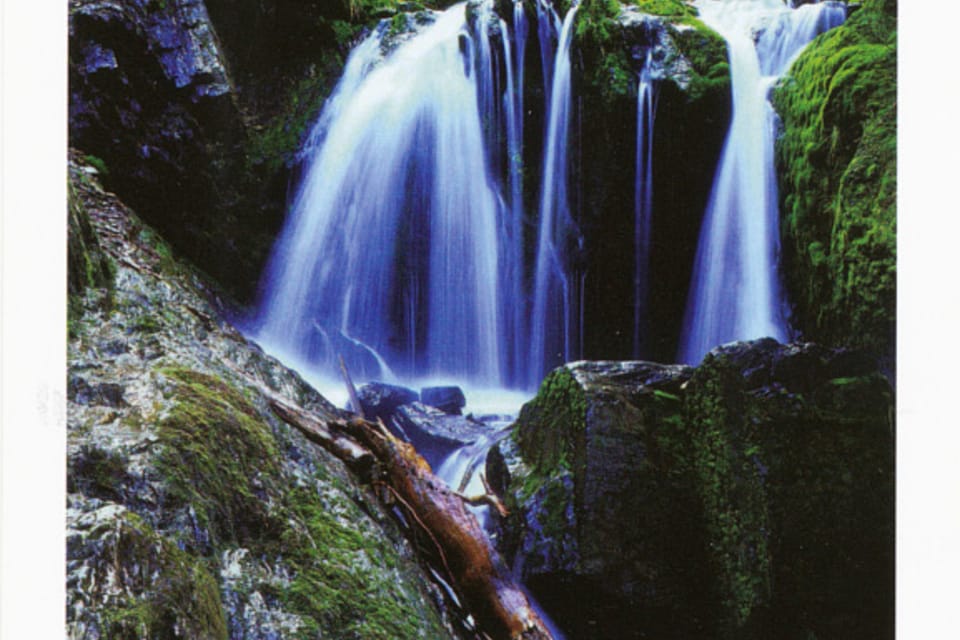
670,18,731,101
515,367,586,477
97,512,228,640
773,0,896,359
575,0,631,101
157,367,282,548
246,59,345,174
69,445,129,501
634,0,695,18
683,356,771,634
274,486,446,639
154,366,447,637
82,154,110,177
389,11,408,36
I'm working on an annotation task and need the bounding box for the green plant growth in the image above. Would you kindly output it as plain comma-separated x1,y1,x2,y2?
272,487,446,639
82,154,109,177
683,357,771,633
515,367,586,477
246,63,345,175
155,367,448,637
670,18,730,100
773,0,896,358
156,367,283,548
634,0,695,18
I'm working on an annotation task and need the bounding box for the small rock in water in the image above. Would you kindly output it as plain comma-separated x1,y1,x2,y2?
356,382,418,421
420,386,466,415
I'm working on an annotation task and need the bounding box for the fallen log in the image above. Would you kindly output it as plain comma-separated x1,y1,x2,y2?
268,395,552,640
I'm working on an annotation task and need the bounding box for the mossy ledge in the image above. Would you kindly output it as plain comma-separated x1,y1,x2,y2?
774,0,897,364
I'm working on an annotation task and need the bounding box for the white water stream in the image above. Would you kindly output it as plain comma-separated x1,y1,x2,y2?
679,0,846,364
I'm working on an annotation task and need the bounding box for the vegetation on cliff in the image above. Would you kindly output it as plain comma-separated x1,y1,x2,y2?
774,0,897,363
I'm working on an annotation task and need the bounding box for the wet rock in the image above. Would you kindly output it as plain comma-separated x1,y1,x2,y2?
389,403,489,471
67,495,229,639
577,3,733,363
356,382,418,421
420,385,467,415
501,341,894,639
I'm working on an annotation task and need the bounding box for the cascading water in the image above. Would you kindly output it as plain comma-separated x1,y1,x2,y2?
528,2,580,389
253,5,504,385
434,414,568,639
499,7,529,388
633,51,657,359
678,0,846,365
536,1,561,101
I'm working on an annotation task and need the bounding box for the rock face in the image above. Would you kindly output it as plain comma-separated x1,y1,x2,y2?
66,154,455,639
69,0,269,300
495,340,894,639
357,382,493,472
774,0,896,365
389,403,491,470
572,1,733,362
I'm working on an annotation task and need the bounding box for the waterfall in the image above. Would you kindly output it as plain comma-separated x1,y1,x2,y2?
633,51,657,359
514,1,528,144
473,2,504,178
528,3,580,389
500,8,528,388
678,0,846,365
253,5,503,385
536,0,561,100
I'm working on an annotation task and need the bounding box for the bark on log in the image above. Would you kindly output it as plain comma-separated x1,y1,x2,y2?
268,395,552,640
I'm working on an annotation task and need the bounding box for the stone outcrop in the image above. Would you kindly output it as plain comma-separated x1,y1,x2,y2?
493,339,894,639
572,1,733,362
68,0,270,300
66,153,456,639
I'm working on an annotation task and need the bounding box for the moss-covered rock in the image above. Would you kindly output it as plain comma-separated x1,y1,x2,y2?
774,0,897,364
66,156,455,639
498,340,894,639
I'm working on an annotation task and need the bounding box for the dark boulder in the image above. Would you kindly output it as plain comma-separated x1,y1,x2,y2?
356,382,418,421
496,340,894,639
420,385,467,415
